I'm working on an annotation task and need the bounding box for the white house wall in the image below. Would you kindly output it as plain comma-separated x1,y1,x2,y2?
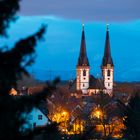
26,108,49,129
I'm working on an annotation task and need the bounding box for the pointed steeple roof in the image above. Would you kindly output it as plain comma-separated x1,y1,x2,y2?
77,24,89,66
102,24,114,67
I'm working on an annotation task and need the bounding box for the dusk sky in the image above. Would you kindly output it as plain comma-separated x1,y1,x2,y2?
20,0,140,21
1,1,140,81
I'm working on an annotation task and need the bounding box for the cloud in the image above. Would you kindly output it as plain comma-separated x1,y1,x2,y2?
20,0,140,21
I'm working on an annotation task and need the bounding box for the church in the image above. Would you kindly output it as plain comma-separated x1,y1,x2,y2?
71,24,114,96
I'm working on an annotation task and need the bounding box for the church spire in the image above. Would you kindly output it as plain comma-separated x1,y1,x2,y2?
102,24,114,67
77,24,89,66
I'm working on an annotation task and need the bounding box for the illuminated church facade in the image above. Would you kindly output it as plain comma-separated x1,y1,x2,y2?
75,24,114,96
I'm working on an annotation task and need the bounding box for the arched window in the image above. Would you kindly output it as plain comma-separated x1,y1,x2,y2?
83,70,86,76
107,70,110,76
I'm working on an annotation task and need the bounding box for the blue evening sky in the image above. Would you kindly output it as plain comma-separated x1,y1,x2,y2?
1,16,140,81
1,1,140,81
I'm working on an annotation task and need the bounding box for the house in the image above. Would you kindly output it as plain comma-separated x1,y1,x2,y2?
25,107,49,129
9,88,50,132
20,107,50,133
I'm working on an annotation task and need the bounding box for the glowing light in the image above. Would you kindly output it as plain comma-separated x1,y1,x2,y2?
92,109,103,119
50,109,70,133
95,111,101,118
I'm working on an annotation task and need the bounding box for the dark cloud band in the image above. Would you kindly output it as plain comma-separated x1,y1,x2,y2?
20,0,140,21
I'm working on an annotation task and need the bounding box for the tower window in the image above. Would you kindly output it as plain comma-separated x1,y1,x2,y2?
107,70,110,76
108,83,110,86
83,70,86,76
83,84,85,87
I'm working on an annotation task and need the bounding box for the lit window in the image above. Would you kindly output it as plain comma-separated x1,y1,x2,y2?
107,70,110,76
38,115,42,120
83,70,86,76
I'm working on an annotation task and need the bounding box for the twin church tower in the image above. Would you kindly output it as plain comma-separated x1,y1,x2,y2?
76,24,114,95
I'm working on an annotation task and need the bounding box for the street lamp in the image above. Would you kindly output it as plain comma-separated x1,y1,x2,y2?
62,111,67,116
95,111,101,119
94,109,102,119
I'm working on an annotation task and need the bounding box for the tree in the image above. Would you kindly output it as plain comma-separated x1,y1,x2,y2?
0,0,20,36
91,91,123,139
0,1,61,140
118,93,140,140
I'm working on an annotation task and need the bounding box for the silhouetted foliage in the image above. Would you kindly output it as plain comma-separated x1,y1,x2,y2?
0,0,20,36
78,126,97,140
0,26,46,94
0,1,62,140
118,93,140,140
30,122,61,140
91,91,122,139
